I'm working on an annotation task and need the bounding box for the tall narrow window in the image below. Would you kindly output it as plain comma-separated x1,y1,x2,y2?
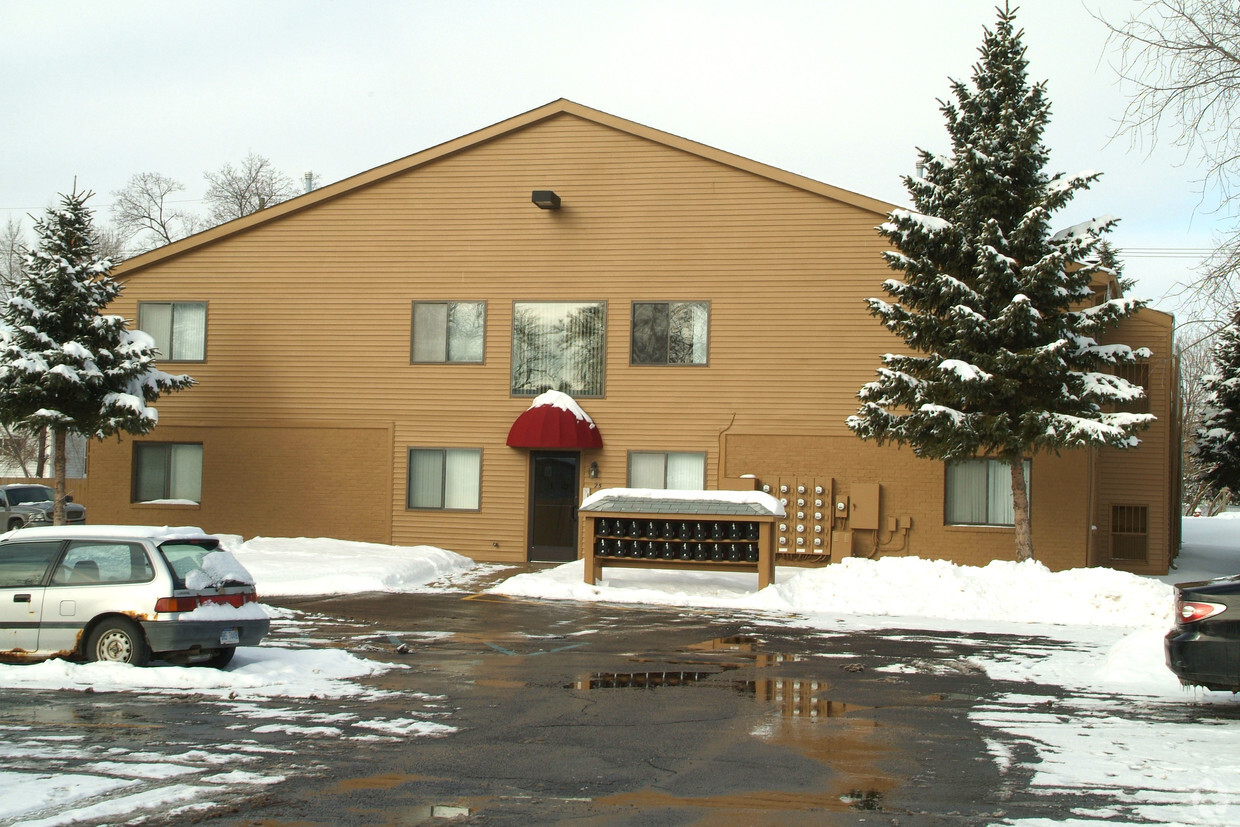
631,302,709,365
1110,505,1149,562
411,301,485,363
511,301,606,397
1113,361,1151,414
137,302,207,361
133,443,203,503
945,458,1030,526
628,451,706,490
407,448,481,510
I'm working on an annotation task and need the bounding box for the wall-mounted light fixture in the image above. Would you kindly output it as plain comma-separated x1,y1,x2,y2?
588,461,599,478
532,190,561,210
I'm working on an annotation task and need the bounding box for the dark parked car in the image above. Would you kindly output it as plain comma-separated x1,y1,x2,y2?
0,526,269,667
1164,576,1240,692
0,483,85,530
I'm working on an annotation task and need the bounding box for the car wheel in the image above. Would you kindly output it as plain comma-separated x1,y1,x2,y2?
86,618,152,666
203,647,236,669
6,518,22,531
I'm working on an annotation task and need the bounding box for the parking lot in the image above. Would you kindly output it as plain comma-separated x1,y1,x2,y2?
4,585,1200,825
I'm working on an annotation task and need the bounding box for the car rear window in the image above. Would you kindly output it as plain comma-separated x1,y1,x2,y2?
158,540,221,589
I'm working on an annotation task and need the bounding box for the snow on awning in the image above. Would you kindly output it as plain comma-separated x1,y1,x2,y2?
506,390,603,449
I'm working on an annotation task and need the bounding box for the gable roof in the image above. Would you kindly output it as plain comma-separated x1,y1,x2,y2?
112,99,897,277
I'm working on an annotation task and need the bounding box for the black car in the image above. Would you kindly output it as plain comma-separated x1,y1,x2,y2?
1164,575,1240,692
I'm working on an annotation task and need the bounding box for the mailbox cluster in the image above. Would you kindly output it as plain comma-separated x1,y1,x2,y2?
592,518,762,563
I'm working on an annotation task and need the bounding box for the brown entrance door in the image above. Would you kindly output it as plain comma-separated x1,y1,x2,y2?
528,451,580,562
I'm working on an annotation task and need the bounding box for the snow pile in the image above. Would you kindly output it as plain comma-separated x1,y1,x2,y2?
491,554,1173,629
0,646,396,699
219,536,476,596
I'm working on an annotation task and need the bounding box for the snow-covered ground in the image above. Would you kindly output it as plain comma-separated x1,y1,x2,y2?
2,518,1238,824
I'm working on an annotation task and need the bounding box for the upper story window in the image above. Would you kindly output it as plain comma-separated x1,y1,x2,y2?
945,458,1030,526
628,451,706,490
631,302,709,365
1113,361,1150,414
137,302,207,362
512,301,606,397
411,301,485,363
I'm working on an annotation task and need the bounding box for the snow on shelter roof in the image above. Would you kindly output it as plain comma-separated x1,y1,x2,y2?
580,488,785,517
111,100,896,279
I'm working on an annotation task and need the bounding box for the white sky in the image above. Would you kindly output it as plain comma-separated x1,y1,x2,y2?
1,0,1225,318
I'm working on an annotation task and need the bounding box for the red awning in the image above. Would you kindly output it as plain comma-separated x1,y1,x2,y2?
507,393,603,449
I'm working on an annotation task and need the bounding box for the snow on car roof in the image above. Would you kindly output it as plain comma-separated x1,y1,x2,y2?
0,524,215,543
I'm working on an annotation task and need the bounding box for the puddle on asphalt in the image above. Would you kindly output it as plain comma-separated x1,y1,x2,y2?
576,635,900,814
330,772,424,793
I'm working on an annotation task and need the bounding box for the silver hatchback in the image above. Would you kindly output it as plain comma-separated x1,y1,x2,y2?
0,526,269,667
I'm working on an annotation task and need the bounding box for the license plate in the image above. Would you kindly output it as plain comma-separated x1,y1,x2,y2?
219,628,240,646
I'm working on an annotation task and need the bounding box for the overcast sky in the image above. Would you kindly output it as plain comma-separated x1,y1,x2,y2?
1,0,1223,318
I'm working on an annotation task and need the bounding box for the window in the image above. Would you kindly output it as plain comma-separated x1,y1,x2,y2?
511,301,606,397
50,542,154,586
137,302,207,362
133,443,203,503
0,541,62,587
631,302,709,365
945,458,1030,526
1113,362,1150,414
1110,505,1149,562
411,301,485,363
407,448,481,510
628,451,706,490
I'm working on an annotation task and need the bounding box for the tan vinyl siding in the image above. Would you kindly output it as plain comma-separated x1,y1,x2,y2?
84,104,1178,571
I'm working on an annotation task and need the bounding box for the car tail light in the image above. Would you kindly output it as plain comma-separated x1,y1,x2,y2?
155,592,258,613
1177,600,1226,623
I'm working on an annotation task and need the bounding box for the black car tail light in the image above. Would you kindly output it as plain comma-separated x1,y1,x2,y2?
1177,600,1226,623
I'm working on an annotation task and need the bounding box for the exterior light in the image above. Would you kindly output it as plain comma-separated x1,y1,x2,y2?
532,190,561,210
588,461,599,478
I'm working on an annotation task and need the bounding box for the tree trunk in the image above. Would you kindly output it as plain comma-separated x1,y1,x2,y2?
52,427,67,526
1010,456,1035,561
35,426,47,478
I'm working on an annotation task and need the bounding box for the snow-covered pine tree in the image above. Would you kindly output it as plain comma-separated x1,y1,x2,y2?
0,190,194,523
1193,306,1240,509
845,5,1155,562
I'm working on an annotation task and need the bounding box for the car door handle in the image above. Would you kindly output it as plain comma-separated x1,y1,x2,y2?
13,593,31,603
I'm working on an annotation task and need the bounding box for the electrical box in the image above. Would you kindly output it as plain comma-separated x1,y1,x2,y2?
851,483,881,531
831,530,853,558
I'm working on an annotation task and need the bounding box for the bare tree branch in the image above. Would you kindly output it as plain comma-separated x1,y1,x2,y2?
203,152,297,224
110,172,201,255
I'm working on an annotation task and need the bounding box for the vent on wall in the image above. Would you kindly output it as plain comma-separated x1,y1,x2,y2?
1110,504,1149,562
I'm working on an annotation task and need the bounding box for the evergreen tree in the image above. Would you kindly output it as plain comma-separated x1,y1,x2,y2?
0,190,194,523
1193,305,1240,508
846,6,1154,562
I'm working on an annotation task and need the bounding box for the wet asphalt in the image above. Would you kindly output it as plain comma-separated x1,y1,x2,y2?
1,576,1127,825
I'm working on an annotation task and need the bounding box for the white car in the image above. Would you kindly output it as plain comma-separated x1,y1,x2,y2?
0,526,269,667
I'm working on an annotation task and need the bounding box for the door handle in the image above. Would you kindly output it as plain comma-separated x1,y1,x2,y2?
13,594,31,603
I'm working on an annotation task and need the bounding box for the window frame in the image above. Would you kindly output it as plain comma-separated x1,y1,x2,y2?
410,300,487,364
132,442,204,504
510,300,608,398
626,451,707,490
629,301,710,366
406,447,483,511
944,457,1031,527
137,301,208,363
